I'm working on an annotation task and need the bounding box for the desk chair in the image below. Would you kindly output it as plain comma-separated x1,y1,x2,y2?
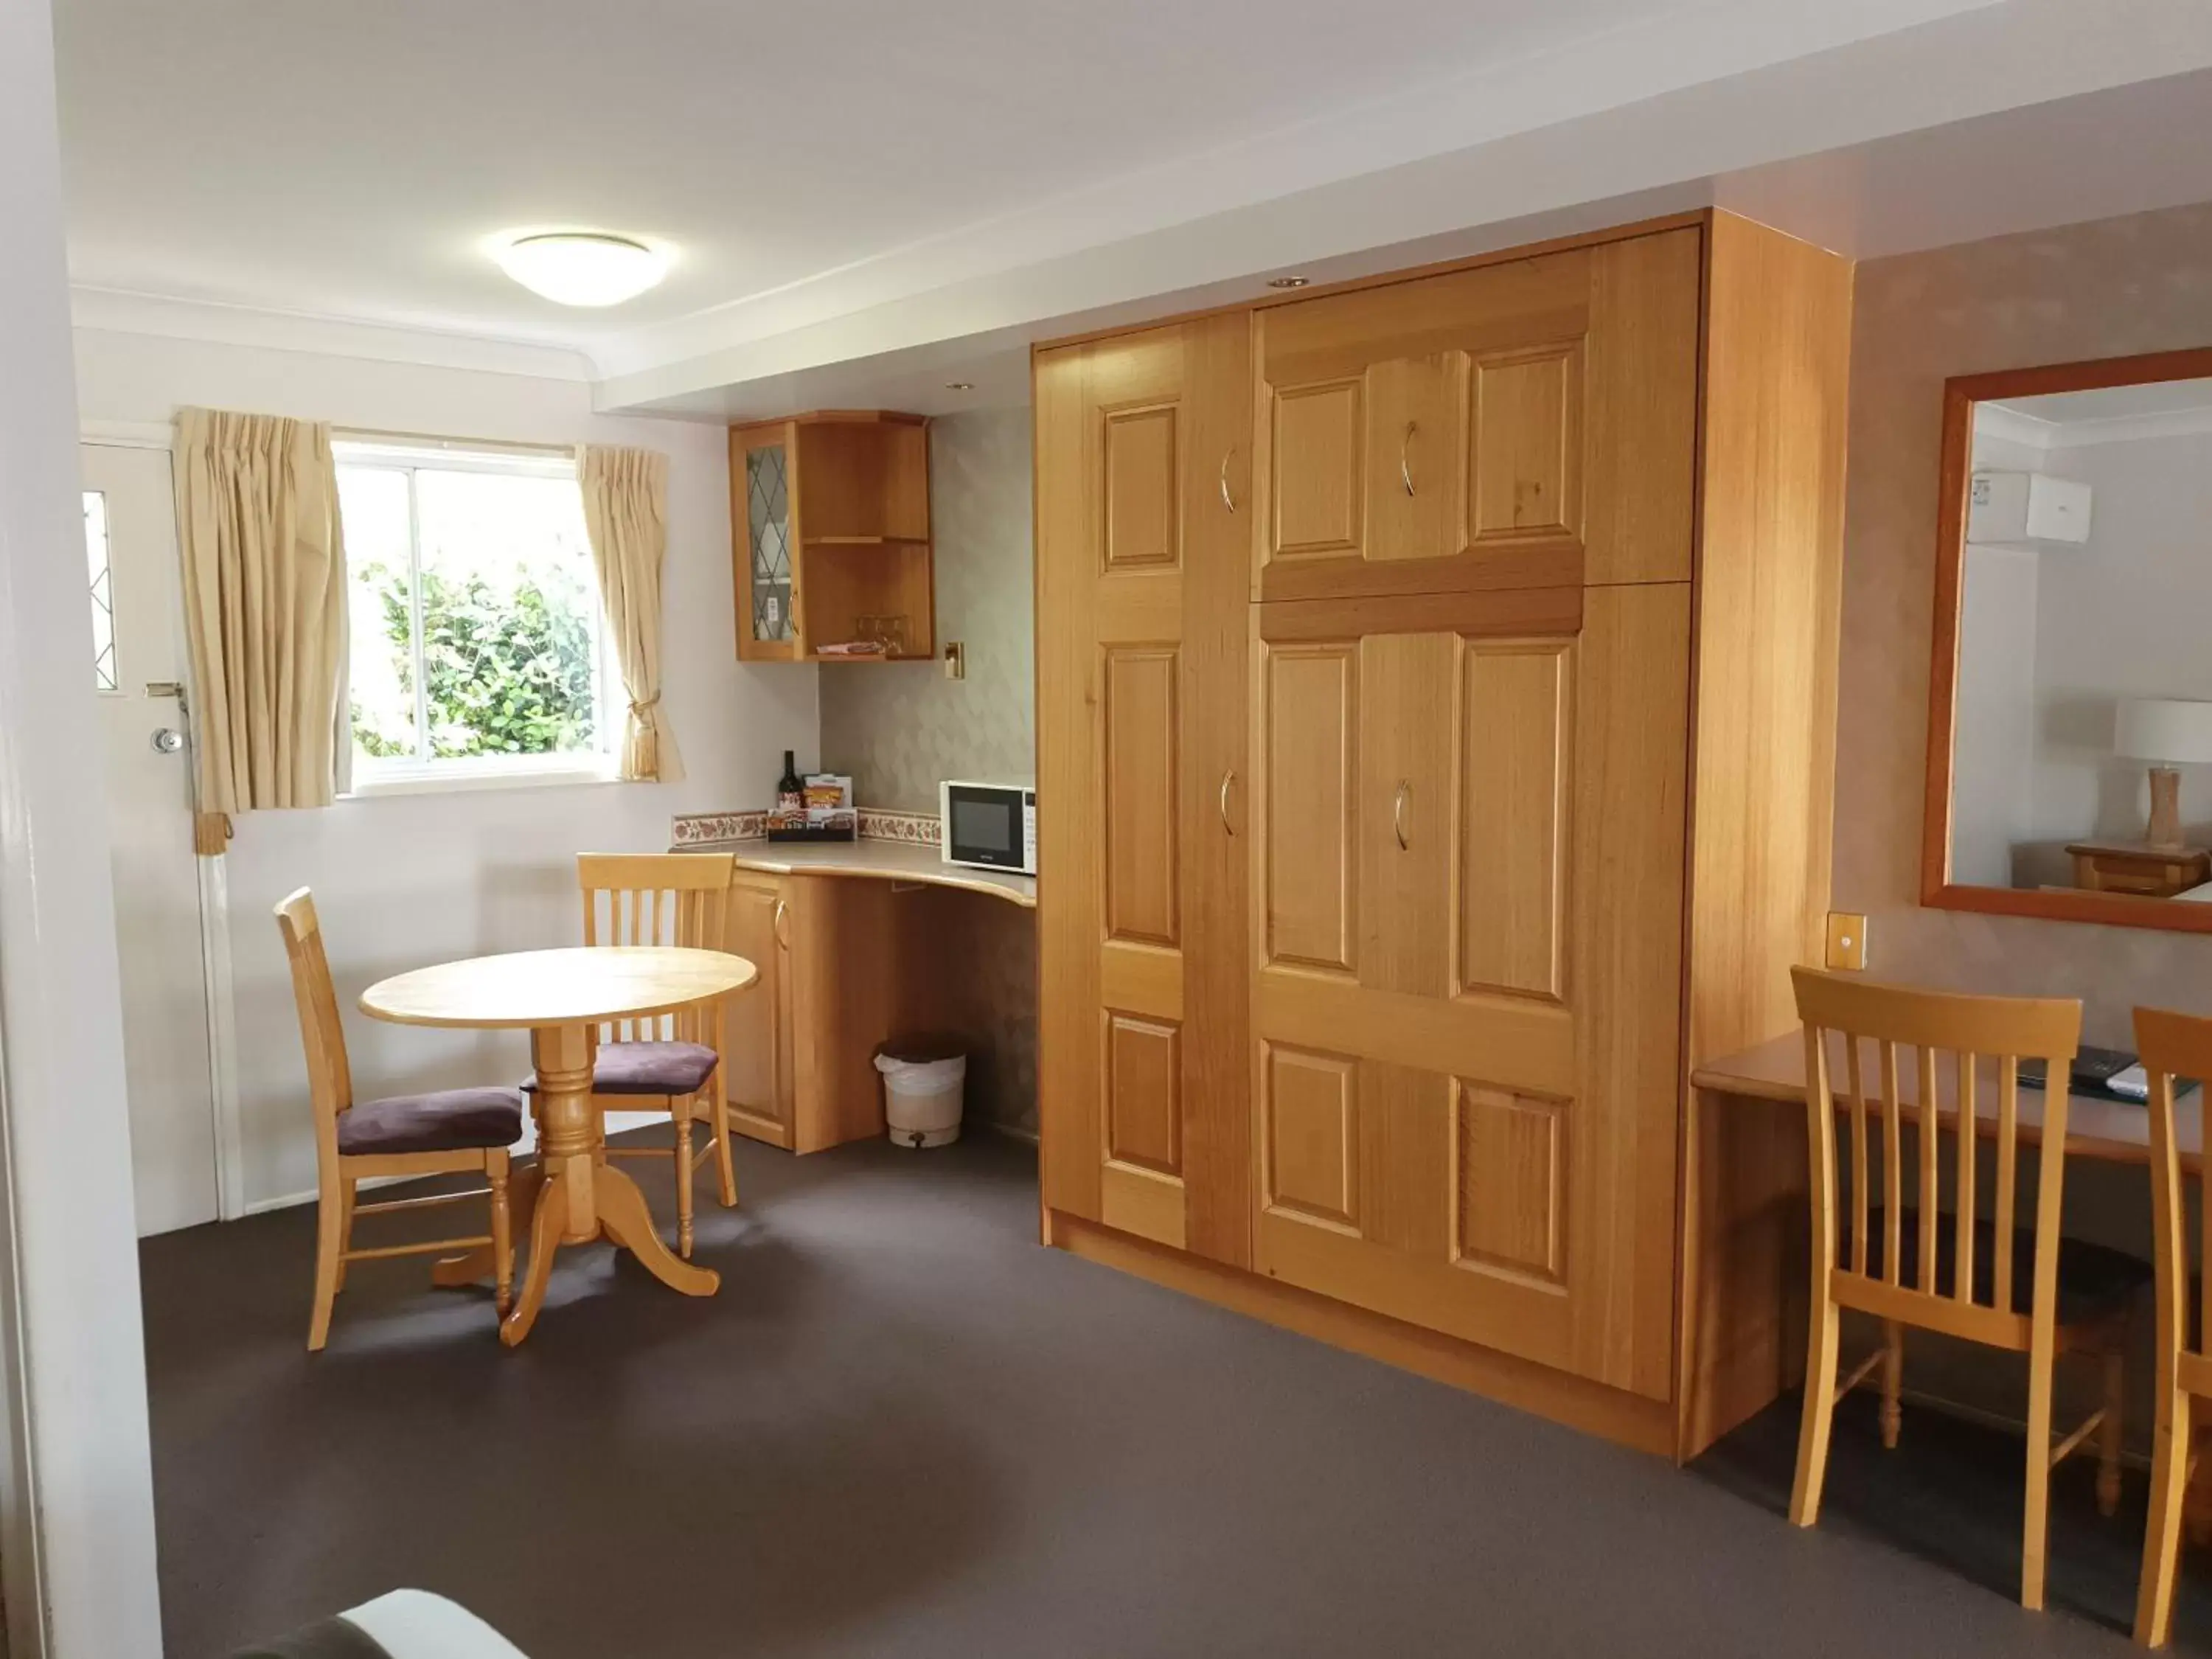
2132,1005,2212,1646
538,854,737,1257
276,890,520,1351
1790,967,2145,1610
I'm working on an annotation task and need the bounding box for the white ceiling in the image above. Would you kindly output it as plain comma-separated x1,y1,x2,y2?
53,0,1779,335
52,0,2212,418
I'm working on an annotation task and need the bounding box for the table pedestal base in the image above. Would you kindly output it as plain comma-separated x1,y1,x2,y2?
431,1020,721,1345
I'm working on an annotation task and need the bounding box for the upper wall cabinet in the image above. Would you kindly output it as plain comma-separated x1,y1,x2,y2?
731,411,935,664
1258,231,1701,602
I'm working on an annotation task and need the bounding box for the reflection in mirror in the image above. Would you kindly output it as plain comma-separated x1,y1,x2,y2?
1949,373,2212,911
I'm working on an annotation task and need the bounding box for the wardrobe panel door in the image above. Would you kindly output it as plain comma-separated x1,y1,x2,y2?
1261,641,1359,976
1257,228,1699,602
1458,641,1571,1002
1470,342,1583,549
1253,585,1688,1396
1358,632,1457,1001
1102,647,1180,947
1270,379,1363,561
1036,313,1253,1266
1365,352,1470,564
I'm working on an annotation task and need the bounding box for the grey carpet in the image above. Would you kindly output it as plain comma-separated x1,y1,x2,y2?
143,1131,2186,1658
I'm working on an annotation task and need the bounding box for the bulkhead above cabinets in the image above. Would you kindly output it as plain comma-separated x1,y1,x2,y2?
731,411,935,664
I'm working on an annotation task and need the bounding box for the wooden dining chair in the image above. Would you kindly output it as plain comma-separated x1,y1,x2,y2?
1790,967,2146,1610
275,889,521,1351
2133,1004,2212,1646
537,853,737,1258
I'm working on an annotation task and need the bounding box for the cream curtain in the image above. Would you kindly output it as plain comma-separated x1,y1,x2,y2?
578,444,682,782
174,408,347,813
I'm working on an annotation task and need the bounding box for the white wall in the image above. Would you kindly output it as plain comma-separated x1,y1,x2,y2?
1950,543,2039,886
2028,428,2212,848
1950,423,2046,886
0,7,165,1652
72,329,818,1211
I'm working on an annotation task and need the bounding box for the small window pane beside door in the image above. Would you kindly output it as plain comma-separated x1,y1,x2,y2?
84,490,119,692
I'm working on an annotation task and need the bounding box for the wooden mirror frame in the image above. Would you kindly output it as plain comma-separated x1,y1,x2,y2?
1922,344,2212,934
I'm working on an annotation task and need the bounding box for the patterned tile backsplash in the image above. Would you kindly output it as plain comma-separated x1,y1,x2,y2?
671,809,768,845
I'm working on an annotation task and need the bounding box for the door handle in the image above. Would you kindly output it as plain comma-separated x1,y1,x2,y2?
150,728,186,756
1400,422,1418,497
1393,780,1411,851
1219,448,1238,515
773,898,790,949
1219,768,1237,835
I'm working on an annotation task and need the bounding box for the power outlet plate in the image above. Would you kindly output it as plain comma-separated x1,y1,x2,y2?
1825,912,1868,972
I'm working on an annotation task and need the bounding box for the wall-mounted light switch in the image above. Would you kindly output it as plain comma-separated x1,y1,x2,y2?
1825,912,1868,972
943,641,966,681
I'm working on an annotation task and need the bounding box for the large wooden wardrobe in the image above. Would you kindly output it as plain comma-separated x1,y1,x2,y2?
1033,210,1850,1459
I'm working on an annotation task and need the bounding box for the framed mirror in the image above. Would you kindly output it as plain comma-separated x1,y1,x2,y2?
1924,347,2212,933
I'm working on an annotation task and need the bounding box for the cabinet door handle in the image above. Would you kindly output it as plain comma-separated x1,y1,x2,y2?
773,898,790,948
1220,448,1238,515
1393,780,1411,851
1400,422,1418,497
1219,768,1237,835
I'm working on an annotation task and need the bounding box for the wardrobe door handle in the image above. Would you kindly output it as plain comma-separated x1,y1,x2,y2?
1393,781,1411,851
1220,448,1238,515
1400,422,1418,497
1219,768,1237,835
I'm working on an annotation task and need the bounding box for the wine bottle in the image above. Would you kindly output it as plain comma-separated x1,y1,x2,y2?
776,750,804,815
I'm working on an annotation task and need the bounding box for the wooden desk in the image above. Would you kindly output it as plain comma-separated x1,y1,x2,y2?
1682,1031,2188,1459
678,838,1034,1152
361,945,758,1345
725,838,1035,908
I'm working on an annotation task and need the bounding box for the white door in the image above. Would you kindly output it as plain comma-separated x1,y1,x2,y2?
81,442,221,1235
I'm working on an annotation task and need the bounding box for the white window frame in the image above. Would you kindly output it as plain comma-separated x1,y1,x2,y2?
334,437,619,797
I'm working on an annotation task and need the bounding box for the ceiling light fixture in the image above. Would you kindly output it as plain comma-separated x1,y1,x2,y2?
1267,276,1310,289
945,381,975,391
495,232,669,307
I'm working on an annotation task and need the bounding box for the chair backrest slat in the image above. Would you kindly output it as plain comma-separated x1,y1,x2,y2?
1917,1045,1939,1292
1880,1039,1902,1286
1794,967,2081,1326
1994,1056,2019,1294
274,888,352,1141
2136,1008,2212,1374
574,854,736,1048
1844,1037,1869,1276
1955,1052,1978,1302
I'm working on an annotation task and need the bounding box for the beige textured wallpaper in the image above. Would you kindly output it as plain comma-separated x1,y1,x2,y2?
1838,202,2212,1046
1833,206,2212,1441
819,407,1034,810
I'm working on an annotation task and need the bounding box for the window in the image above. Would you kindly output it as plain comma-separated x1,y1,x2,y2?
84,490,118,692
335,439,612,789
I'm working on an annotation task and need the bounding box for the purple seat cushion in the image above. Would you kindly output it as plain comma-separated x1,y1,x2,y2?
336,1088,524,1156
523,1040,719,1098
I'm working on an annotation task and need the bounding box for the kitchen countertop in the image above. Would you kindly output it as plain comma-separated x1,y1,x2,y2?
675,837,1036,909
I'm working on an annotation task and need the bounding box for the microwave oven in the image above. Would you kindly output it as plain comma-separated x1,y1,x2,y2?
940,781,1037,875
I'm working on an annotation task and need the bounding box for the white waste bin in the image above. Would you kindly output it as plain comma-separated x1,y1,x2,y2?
874,1037,967,1149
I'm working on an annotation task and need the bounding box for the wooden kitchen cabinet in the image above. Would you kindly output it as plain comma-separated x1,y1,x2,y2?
718,868,973,1155
731,411,935,664
721,869,795,1148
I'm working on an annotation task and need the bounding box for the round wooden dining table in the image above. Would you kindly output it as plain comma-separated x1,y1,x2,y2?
360,945,759,1346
